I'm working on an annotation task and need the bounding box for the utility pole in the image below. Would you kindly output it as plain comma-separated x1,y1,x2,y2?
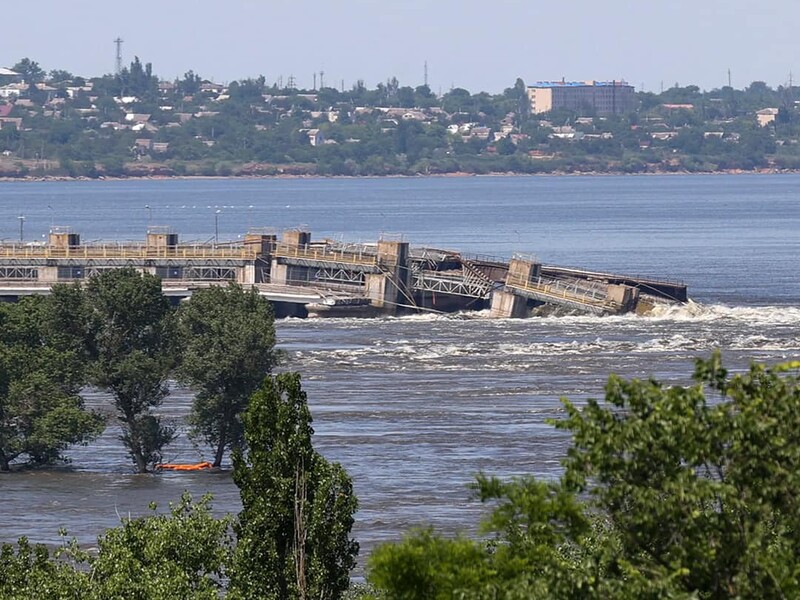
17,215,25,243
727,68,732,88
114,37,124,74
214,209,221,244
424,60,428,87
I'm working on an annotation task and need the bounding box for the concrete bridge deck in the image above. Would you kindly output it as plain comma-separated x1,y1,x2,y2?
0,226,688,319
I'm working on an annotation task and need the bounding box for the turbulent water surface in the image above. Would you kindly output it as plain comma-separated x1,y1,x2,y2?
0,174,798,565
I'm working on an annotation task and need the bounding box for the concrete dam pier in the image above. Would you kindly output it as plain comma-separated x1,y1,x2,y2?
0,226,688,318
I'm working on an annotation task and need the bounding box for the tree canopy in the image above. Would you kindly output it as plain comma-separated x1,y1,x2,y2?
0,289,104,471
84,268,177,473
0,493,231,600
368,353,800,599
231,373,359,600
177,283,277,467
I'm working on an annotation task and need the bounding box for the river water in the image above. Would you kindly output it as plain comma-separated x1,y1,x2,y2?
1,174,798,565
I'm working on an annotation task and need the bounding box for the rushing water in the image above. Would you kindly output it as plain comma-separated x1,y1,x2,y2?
0,175,798,566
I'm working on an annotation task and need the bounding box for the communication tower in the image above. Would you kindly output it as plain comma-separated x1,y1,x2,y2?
114,37,124,74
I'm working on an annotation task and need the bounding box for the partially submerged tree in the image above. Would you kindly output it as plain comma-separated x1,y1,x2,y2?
230,373,358,600
84,268,177,473
177,283,277,467
0,290,104,471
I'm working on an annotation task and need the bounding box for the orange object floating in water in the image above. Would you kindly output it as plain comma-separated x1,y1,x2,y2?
159,462,213,471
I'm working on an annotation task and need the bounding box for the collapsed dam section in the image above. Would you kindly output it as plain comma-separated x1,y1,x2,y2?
0,226,688,318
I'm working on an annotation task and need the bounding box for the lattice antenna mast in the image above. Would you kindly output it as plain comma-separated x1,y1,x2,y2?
114,37,124,74
424,60,428,87
319,70,325,89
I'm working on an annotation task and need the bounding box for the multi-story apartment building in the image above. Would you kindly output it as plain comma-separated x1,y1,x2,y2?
527,80,635,116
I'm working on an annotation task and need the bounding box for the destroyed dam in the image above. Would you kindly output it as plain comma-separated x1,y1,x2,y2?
0,226,688,318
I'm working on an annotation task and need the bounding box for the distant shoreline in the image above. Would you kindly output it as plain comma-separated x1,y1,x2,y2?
1,167,798,183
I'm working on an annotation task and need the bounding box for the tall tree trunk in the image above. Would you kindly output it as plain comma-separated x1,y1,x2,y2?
294,458,308,600
213,431,226,468
124,416,148,473
0,450,10,472
213,418,228,468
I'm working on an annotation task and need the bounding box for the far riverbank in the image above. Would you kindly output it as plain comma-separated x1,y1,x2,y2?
1,166,798,184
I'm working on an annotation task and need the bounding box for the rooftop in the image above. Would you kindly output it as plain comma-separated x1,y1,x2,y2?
530,80,632,88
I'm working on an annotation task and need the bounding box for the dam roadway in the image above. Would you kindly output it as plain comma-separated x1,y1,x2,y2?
0,225,688,318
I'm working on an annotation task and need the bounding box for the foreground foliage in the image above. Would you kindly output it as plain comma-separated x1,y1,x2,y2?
0,493,230,599
0,373,359,599
368,353,800,599
231,373,359,600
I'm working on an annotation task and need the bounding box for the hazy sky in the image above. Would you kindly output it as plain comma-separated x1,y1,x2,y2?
2,0,798,94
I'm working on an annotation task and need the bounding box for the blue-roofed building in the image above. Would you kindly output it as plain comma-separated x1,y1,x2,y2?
527,80,635,116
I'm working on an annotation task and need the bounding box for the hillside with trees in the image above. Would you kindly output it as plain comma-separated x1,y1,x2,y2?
2,57,800,179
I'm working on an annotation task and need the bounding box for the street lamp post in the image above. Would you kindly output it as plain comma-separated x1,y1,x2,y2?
17,215,25,243
214,209,221,245
145,204,152,228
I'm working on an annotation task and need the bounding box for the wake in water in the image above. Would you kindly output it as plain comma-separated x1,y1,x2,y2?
280,300,800,327
647,300,800,326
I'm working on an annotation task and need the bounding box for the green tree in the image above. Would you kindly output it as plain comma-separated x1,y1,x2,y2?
178,70,202,96
0,493,231,599
0,290,104,471
559,353,800,598
11,58,44,83
47,69,74,84
369,354,800,599
85,493,232,599
84,268,177,473
0,537,91,599
230,373,358,600
177,283,277,467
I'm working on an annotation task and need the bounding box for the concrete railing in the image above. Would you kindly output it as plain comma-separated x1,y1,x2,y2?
273,243,379,266
0,245,258,259
505,273,616,309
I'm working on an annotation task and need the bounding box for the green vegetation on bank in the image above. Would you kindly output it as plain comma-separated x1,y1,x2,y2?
2,57,800,178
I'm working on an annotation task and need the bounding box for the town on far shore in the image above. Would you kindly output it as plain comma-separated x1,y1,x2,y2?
1,57,799,179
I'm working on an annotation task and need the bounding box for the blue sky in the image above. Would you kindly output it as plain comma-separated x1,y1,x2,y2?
2,0,797,93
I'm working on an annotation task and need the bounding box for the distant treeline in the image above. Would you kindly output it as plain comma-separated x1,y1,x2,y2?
2,57,800,178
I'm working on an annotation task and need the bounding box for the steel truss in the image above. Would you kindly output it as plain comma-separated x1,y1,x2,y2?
412,269,494,299
0,267,38,280
183,266,237,281
314,267,365,285
276,256,380,273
